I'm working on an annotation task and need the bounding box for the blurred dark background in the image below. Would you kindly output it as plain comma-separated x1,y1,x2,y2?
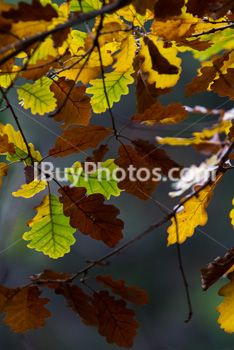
1,3,234,349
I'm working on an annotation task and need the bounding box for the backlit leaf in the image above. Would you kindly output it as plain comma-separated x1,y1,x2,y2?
49,124,112,158
86,69,134,113
139,36,181,89
0,134,15,155
217,272,234,333
23,195,76,258
93,291,139,348
167,183,216,245
50,77,92,129
114,145,159,201
131,101,188,125
12,180,47,198
70,0,101,12
1,285,51,333
2,0,58,21
66,159,122,199
113,34,136,73
96,275,149,306
30,269,76,289
55,284,98,327
17,82,57,115
58,186,124,247
201,247,234,291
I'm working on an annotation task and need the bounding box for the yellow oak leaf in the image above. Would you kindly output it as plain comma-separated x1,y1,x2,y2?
12,180,47,198
58,47,113,85
113,34,136,73
167,183,215,245
116,5,153,27
217,271,234,334
139,35,181,89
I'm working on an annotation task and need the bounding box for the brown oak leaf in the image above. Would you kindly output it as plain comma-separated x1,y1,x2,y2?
58,186,124,247
114,145,159,201
49,124,112,158
30,269,76,289
201,247,234,291
55,284,98,327
2,0,58,22
96,275,149,306
93,291,139,348
50,77,92,129
0,285,51,333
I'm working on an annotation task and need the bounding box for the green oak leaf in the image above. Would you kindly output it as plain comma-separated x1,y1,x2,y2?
66,159,122,199
23,194,76,259
86,69,134,113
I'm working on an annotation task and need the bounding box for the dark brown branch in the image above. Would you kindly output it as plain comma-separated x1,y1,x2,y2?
191,22,234,38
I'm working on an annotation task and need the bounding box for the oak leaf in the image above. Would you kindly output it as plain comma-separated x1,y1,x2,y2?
185,51,230,97
201,247,234,291
114,144,159,201
49,124,112,158
0,134,15,155
93,290,139,348
154,0,185,20
86,69,134,113
50,77,92,129
135,72,172,114
211,68,234,100
66,159,122,199
131,101,188,125
23,195,76,258
17,82,57,115
12,180,47,198
58,186,124,247
2,0,58,22
1,285,51,333
55,284,98,327
139,36,181,89
113,34,136,73
85,144,109,163
217,271,234,333
96,275,149,306
132,139,183,178
167,183,216,245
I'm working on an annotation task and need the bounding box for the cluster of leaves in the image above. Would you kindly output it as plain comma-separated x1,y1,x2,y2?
1,0,234,347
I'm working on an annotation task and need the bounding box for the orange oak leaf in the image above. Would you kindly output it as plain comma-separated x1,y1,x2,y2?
114,145,159,201
96,275,149,306
93,290,139,348
185,51,230,97
49,124,112,158
50,77,92,129
132,139,183,178
2,0,58,22
0,162,9,187
201,247,234,291
30,269,76,289
132,0,156,15
1,285,51,333
186,0,234,19
211,68,234,100
55,284,98,327
58,186,124,247
131,101,188,125
0,134,15,155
